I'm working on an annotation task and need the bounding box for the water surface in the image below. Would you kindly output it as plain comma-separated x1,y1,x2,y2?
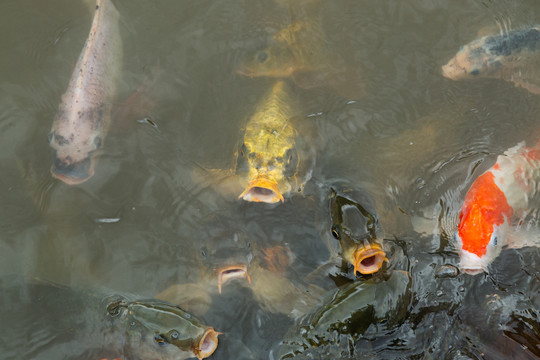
1,0,539,359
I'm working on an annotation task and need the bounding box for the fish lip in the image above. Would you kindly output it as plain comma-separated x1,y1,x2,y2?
238,176,284,203
216,264,251,294
235,67,254,77
460,267,485,275
194,328,220,359
352,244,388,275
50,156,94,185
458,249,488,275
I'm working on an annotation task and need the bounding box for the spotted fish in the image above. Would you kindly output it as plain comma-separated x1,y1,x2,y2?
236,80,313,203
49,0,122,185
442,26,540,94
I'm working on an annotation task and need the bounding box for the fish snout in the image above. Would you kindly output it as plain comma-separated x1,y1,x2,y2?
51,153,94,185
239,176,284,203
194,328,220,359
458,249,488,275
352,243,388,275
216,264,251,293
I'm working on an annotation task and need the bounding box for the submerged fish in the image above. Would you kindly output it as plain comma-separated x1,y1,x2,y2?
0,278,219,360
328,188,388,275
49,0,122,185
236,80,313,203
442,26,540,94
456,139,540,275
237,19,362,98
156,212,321,319
276,270,411,359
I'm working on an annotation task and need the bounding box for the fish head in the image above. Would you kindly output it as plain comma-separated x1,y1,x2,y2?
120,300,219,359
456,204,510,275
442,39,504,81
330,191,387,275
237,133,298,203
199,228,253,293
236,42,296,78
48,112,105,185
456,172,513,275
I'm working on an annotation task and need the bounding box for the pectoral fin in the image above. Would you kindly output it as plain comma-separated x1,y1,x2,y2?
190,167,244,198
506,226,540,249
512,78,540,95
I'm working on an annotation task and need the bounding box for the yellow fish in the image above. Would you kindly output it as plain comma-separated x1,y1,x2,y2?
236,80,312,203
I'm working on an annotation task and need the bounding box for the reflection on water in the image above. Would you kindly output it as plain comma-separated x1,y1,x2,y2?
1,0,540,359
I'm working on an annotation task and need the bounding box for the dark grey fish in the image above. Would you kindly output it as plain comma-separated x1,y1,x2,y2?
276,270,411,359
328,187,388,275
0,278,219,360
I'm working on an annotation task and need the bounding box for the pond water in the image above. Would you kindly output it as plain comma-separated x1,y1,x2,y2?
0,0,539,359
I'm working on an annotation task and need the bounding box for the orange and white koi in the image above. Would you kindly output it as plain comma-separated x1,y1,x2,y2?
456,139,540,274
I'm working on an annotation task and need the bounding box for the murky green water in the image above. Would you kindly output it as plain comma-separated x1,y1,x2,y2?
1,0,539,359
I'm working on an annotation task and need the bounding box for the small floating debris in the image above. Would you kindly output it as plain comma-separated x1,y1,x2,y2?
137,116,160,132
94,217,121,224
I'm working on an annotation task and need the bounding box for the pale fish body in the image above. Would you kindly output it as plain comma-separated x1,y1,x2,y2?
49,0,122,185
442,26,540,94
456,139,540,275
237,80,305,203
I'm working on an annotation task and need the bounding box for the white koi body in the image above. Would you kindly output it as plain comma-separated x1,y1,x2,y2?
49,0,122,185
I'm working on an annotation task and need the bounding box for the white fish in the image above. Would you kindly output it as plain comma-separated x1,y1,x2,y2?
49,0,122,185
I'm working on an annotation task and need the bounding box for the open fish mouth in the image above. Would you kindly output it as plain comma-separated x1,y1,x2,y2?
460,267,484,275
51,155,94,185
194,328,220,360
216,264,251,293
352,243,388,275
238,176,284,203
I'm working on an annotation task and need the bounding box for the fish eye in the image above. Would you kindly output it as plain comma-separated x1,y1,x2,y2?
283,148,298,177
154,334,168,346
331,225,341,240
93,136,102,149
490,232,498,246
169,330,180,340
239,144,247,157
256,50,268,63
47,132,55,144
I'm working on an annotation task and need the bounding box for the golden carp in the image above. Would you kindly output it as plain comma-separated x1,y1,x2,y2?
442,26,540,94
49,0,122,185
236,80,313,203
456,139,540,275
